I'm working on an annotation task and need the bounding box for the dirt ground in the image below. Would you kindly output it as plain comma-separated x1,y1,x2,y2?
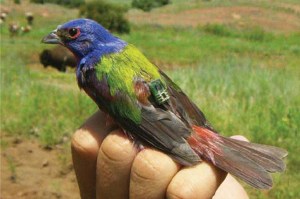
128,5,300,33
1,135,80,199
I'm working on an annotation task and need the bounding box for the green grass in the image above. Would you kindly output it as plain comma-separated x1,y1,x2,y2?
1,1,299,198
0,60,97,145
121,25,300,69
168,60,299,198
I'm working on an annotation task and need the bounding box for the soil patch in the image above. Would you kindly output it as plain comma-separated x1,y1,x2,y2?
1,135,80,199
128,6,300,33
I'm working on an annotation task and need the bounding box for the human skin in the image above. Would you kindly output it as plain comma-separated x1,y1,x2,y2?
71,110,249,199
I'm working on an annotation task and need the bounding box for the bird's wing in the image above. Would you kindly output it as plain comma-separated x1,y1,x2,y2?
159,70,215,131
120,77,202,165
118,105,201,166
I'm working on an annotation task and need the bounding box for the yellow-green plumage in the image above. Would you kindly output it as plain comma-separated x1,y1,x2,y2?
96,44,162,123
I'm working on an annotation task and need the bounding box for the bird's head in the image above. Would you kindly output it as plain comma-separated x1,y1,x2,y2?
42,18,126,59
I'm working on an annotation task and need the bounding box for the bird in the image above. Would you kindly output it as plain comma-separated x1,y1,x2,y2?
42,18,287,189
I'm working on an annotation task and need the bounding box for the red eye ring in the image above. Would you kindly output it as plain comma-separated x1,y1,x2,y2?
68,28,80,39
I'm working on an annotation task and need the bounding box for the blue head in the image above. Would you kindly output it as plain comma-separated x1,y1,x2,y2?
42,18,127,60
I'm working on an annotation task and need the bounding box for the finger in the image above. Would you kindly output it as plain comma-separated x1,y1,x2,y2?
96,129,137,199
71,111,114,199
167,162,226,199
230,135,249,142
213,174,249,199
130,149,180,199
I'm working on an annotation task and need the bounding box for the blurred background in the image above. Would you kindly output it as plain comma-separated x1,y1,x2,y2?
1,0,299,198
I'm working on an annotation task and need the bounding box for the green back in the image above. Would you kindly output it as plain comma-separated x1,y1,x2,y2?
96,44,162,123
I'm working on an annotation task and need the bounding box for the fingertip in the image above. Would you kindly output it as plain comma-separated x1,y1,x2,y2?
230,135,249,142
131,149,179,181
98,129,136,163
79,110,113,140
213,175,249,199
167,162,226,199
71,128,101,155
130,149,180,198
71,110,118,156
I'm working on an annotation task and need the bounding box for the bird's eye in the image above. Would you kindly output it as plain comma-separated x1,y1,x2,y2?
68,28,79,38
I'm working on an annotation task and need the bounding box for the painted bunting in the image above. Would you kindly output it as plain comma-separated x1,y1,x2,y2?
42,19,287,189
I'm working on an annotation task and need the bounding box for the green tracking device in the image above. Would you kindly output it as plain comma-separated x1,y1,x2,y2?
149,79,170,104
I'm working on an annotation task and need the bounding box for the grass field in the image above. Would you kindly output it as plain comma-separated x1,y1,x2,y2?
1,0,299,198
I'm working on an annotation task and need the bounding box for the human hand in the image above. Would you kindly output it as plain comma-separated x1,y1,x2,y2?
71,110,249,199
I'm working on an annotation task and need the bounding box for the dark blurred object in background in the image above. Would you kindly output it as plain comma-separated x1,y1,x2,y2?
25,12,34,25
40,45,77,72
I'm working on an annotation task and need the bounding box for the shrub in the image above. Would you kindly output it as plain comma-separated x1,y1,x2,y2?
202,24,273,41
79,1,130,34
132,0,170,12
202,24,234,37
30,0,45,3
243,27,273,42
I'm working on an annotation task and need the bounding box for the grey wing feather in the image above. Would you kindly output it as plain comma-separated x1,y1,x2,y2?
159,70,214,130
118,105,201,166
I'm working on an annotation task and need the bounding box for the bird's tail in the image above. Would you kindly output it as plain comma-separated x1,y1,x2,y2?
188,125,287,189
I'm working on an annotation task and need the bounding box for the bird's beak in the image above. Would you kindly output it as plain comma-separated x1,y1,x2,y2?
41,30,62,44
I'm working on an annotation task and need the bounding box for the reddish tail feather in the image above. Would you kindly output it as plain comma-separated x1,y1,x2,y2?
188,125,287,189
